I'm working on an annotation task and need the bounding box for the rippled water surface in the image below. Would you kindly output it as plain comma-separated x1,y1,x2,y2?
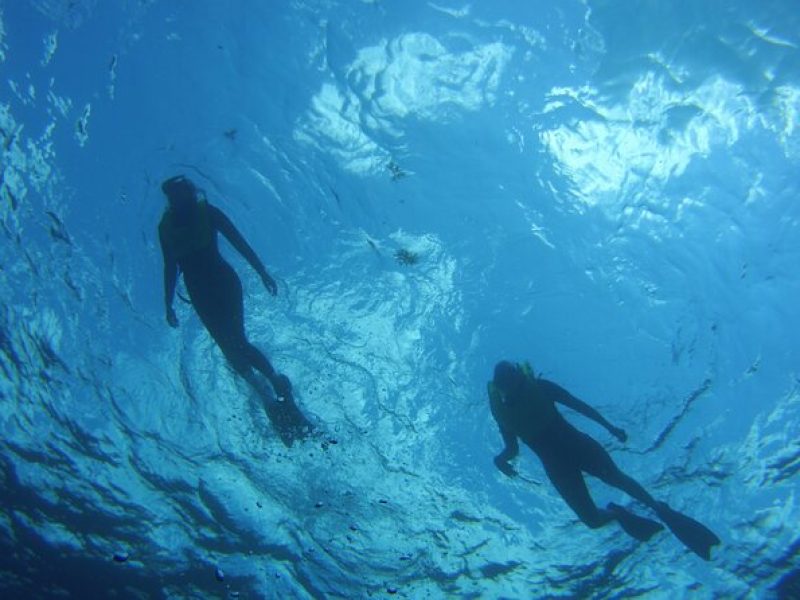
1,1,799,598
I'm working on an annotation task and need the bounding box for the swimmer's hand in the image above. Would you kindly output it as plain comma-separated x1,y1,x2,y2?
261,271,278,296
609,425,627,443
494,456,517,478
166,306,179,328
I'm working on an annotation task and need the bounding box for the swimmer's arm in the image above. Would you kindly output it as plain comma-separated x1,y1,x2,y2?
158,224,179,327
488,385,519,476
545,380,627,442
211,206,277,295
211,206,268,277
494,429,519,477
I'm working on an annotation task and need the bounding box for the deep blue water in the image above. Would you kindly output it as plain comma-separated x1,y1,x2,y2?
1,1,799,598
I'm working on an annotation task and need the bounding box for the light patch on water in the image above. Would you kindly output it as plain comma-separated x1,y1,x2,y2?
293,82,389,175
30,0,98,29
514,199,555,249
540,73,756,216
353,33,510,119
8,79,38,107
0,7,7,62
772,84,800,158
747,22,798,50
75,102,91,147
428,2,471,19
295,32,513,175
42,31,58,66
48,88,73,118
273,228,461,432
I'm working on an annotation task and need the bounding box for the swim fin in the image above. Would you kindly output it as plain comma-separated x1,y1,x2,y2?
655,502,720,560
250,374,314,447
607,502,664,542
268,395,314,447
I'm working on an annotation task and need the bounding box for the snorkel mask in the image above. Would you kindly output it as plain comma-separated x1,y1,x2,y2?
162,175,199,223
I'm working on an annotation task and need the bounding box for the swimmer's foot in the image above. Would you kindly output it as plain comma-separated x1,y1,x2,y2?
272,374,293,402
608,502,664,542
267,374,314,446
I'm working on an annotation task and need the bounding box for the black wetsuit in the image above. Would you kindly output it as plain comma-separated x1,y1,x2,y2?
159,201,276,378
490,377,656,527
157,184,311,447
490,364,722,559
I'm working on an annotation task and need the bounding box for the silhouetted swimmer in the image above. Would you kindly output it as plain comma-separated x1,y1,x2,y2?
489,360,720,560
158,175,311,445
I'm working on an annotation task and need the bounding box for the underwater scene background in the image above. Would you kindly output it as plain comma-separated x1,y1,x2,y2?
1,0,799,598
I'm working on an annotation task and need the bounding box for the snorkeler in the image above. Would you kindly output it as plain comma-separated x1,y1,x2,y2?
158,175,311,444
489,360,720,560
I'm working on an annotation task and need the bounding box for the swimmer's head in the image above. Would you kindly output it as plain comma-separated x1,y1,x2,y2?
493,360,527,399
162,175,199,222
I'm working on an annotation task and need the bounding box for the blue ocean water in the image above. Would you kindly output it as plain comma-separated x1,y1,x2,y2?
1,0,799,598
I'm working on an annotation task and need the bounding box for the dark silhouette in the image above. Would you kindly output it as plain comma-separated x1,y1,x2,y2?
158,175,310,444
489,360,720,560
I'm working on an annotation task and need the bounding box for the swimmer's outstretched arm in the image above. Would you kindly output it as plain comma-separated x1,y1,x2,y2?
488,388,520,476
542,380,627,442
158,228,179,327
494,429,519,477
210,205,277,295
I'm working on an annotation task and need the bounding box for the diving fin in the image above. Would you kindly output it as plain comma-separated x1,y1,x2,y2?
250,374,314,447
607,502,664,542
656,502,720,560
263,395,313,447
